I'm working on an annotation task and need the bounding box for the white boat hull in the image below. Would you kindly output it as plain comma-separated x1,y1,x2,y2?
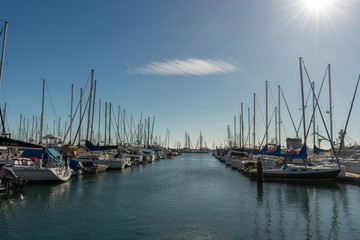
12,166,71,182
93,160,126,169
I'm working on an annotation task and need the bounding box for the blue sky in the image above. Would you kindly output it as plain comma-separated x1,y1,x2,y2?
1,0,360,148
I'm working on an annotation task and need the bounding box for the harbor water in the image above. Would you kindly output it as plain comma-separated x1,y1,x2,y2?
1,153,360,240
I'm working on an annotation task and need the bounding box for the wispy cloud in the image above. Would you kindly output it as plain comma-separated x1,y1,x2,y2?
134,58,240,76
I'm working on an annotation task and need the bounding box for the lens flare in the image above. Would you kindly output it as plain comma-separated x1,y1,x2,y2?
303,0,333,10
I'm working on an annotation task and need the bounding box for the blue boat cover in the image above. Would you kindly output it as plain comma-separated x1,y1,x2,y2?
46,148,61,159
21,149,42,158
85,140,117,151
0,137,42,149
263,145,281,156
313,145,330,154
82,161,94,167
252,145,308,159
21,148,61,159
69,159,80,171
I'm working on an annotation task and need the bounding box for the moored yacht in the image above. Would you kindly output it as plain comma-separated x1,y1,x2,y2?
247,162,341,181
11,148,71,182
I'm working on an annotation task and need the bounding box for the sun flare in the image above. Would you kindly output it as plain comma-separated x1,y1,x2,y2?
303,0,333,10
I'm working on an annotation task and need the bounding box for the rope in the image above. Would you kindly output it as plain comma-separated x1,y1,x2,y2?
281,88,299,137
45,82,58,119
63,71,92,142
255,94,266,129
304,66,328,141
302,59,342,165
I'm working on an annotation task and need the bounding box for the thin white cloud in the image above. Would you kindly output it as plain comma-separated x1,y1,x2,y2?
134,58,240,76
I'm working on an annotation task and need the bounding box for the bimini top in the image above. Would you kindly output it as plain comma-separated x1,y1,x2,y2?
21,148,61,159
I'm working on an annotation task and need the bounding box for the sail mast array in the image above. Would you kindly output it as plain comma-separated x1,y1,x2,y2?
2,20,358,154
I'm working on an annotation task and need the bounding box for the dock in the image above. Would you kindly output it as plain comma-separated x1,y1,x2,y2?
336,172,360,184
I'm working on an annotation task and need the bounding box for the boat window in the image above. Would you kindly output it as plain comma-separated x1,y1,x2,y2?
301,169,307,171
291,169,297,171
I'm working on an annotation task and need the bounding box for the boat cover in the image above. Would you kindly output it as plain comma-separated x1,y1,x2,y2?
20,149,42,159
69,159,84,171
0,137,42,149
252,145,308,159
21,148,61,159
313,145,330,154
85,140,118,151
46,148,61,159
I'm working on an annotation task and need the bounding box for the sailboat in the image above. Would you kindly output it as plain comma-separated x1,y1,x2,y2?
0,22,70,182
10,146,71,182
249,58,341,182
9,80,71,182
193,132,209,153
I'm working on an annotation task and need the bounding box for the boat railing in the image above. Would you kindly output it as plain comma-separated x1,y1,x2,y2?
10,158,35,166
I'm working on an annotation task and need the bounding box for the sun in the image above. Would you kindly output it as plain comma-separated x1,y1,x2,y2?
303,0,334,10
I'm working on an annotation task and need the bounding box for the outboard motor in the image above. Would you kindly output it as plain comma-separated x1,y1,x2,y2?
69,159,86,174
0,166,27,190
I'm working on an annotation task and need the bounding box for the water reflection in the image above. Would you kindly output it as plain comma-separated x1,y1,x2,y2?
1,180,71,201
252,181,351,240
257,182,263,204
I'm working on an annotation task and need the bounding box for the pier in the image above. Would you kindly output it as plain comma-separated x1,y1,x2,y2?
336,172,360,184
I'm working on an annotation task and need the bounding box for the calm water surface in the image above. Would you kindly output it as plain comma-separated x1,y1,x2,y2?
1,153,360,239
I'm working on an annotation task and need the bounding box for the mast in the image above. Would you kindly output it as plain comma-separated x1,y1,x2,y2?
64,121,67,140
109,102,112,145
70,84,73,144
79,88,82,146
234,116,236,147
104,102,107,144
117,105,120,144
337,74,360,156
86,69,94,141
39,79,45,144
0,103,7,136
35,117,38,143
239,114,241,148
123,109,126,143
299,57,307,147
248,107,250,149
90,79,97,143
275,107,277,145
278,85,281,147
265,80,268,147
312,81,316,148
241,103,244,148
328,64,333,157
143,116,145,144
147,116,150,147
58,117,61,136
253,93,256,147
31,115,34,139
19,113,22,140
130,115,133,144
151,116,155,146
139,112,143,144
0,21,8,87
168,129,170,149
98,99,101,145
